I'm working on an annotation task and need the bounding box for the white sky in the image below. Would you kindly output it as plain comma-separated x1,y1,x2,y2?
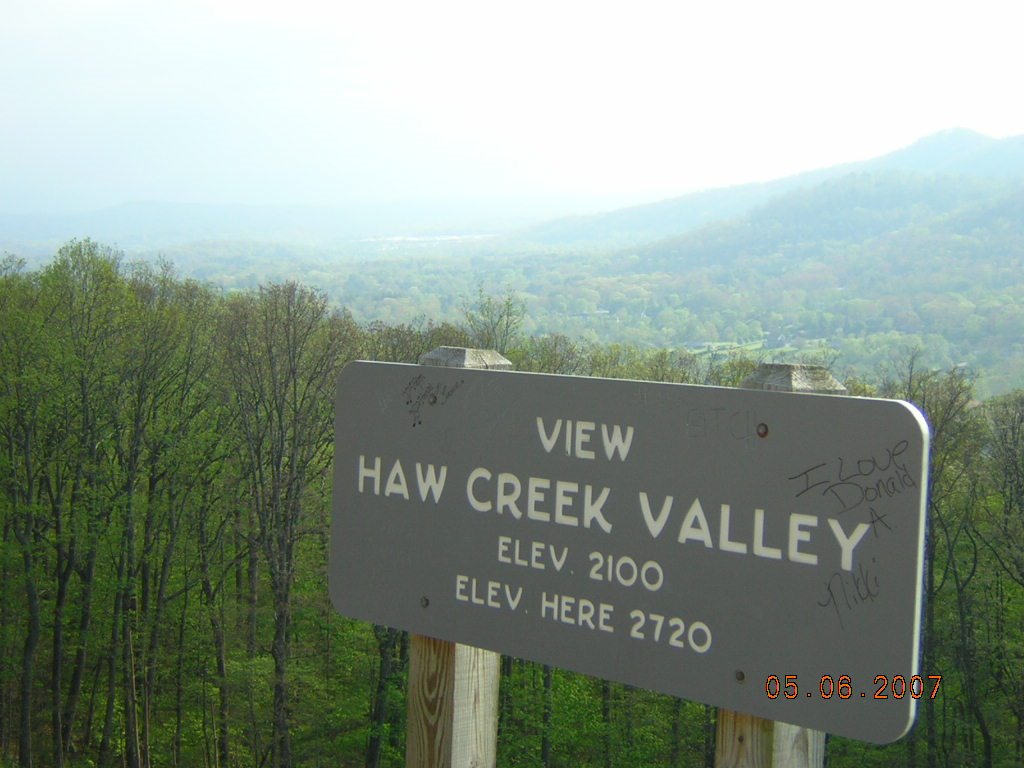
2,0,1022,215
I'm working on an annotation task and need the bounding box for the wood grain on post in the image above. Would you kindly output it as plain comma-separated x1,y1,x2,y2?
715,712,774,768
713,715,825,768
405,347,510,768
713,363,844,768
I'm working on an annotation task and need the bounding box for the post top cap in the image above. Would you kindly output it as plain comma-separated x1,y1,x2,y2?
419,346,513,370
740,362,847,394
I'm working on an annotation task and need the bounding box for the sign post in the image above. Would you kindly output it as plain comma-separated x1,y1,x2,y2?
331,354,930,752
714,363,846,768
406,347,510,768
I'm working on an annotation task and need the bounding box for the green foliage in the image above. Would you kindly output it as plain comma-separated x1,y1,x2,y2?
132,171,1024,397
1,243,1023,767
461,285,526,354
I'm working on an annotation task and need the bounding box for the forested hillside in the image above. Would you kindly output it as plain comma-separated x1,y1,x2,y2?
511,129,1024,247
68,134,1016,398
4,131,1022,396
162,172,1022,395
2,241,1023,767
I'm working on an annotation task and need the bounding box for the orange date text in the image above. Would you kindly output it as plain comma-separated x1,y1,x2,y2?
765,674,942,700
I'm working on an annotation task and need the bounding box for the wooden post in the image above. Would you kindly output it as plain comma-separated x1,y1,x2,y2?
405,347,510,768
714,363,844,768
714,713,774,768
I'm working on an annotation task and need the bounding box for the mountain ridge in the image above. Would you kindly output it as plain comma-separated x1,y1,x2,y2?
513,129,1024,247
4,128,1022,257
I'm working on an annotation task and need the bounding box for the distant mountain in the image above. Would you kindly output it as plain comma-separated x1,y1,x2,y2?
514,129,1024,247
0,202,382,257
5,129,1021,260
863,128,1024,176
635,171,1021,272
7,132,1021,395
551,167,1023,393
0,199,547,258
509,172,839,247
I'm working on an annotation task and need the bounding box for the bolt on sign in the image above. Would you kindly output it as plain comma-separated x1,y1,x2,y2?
330,361,930,744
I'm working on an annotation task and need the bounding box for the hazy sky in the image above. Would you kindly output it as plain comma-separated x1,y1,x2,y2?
2,0,1022,215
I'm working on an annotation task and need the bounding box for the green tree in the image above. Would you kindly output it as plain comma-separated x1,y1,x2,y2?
0,257,55,768
878,351,982,768
220,282,355,768
461,287,525,354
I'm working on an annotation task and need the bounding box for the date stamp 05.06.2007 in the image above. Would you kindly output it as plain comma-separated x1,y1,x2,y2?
765,674,942,701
